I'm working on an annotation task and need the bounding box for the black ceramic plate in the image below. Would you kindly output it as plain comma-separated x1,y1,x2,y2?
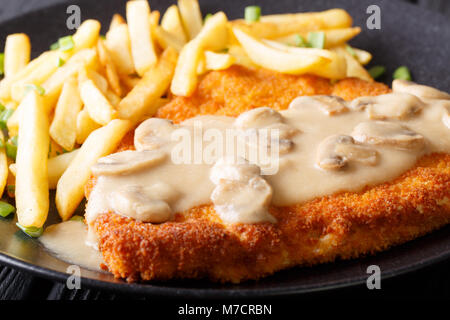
0,0,449,298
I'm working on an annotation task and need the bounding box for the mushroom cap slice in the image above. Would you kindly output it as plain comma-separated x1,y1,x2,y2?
234,107,284,129
349,92,425,120
109,185,172,223
92,150,167,176
210,156,261,185
393,79,450,100
134,118,175,151
289,95,349,116
316,134,378,170
352,121,425,150
211,176,276,224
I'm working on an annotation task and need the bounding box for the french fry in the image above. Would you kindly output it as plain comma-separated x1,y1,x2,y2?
78,66,108,94
105,24,136,76
263,40,347,79
79,79,116,125
109,13,126,30
333,46,372,81
4,34,31,79
15,91,49,228
228,45,258,69
126,0,158,76
76,109,101,144
72,19,101,52
0,131,8,196
275,27,361,48
154,26,185,52
161,5,187,44
56,119,131,220
0,51,56,101
120,73,140,93
171,12,228,96
178,0,203,40
233,28,328,75
97,39,122,96
118,47,178,122
49,76,82,151
42,48,98,109
10,149,80,190
105,89,121,107
352,47,372,65
232,9,353,39
202,51,235,72
149,10,161,28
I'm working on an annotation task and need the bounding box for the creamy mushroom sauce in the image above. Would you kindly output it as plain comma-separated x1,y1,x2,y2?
42,80,450,268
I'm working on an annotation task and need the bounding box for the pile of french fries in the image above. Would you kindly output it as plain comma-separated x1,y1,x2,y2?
0,0,373,236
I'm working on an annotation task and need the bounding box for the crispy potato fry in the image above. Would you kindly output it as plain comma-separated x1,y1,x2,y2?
154,26,185,52
15,92,49,228
105,24,136,76
78,66,108,94
171,12,228,96
275,27,361,48
233,28,328,75
232,9,353,39
97,40,122,96
120,73,140,93
76,109,101,144
228,45,258,69
0,131,8,196
149,10,161,28
109,13,126,30
333,46,372,81
118,47,178,122
79,79,116,125
352,47,372,65
263,40,346,79
0,51,56,101
201,51,235,72
10,149,80,190
72,19,101,52
42,48,98,109
4,33,31,79
161,5,187,44
126,0,158,76
49,77,82,151
56,119,131,220
178,0,203,40
105,89,121,107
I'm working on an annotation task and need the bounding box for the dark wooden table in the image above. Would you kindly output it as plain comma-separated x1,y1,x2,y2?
1,0,449,301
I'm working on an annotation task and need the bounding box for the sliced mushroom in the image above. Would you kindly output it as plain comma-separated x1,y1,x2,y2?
352,121,425,150
134,118,175,151
316,134,378,170
349,93,425,119
393,79,450,100
210,156,260,185
92,150,166,176
289,95,349,116
109,185,172,223
211,176,276,224
234,107,284,129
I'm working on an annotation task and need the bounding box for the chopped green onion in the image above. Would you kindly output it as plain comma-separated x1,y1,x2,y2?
24,84,45,96
0,201,15,218
16,223,43,238
393,66,412,81
245,6,261,23
99,35,106,40
0,53,4,76
294,34,307,47
50,42,60,50
58,36,75,51
70,215,85,222
204,13,213,23
6,136,18,160
0,102,5,113
57,57,65,67
307,32,325,49
0,138,4,149
0,108,14,130
346,45,356,57
7,185,15,195
368,65,386,79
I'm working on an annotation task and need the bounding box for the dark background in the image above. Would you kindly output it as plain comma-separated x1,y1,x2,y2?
1,0,450,300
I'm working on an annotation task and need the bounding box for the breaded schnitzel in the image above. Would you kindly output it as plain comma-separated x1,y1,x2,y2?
86,66,450,283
